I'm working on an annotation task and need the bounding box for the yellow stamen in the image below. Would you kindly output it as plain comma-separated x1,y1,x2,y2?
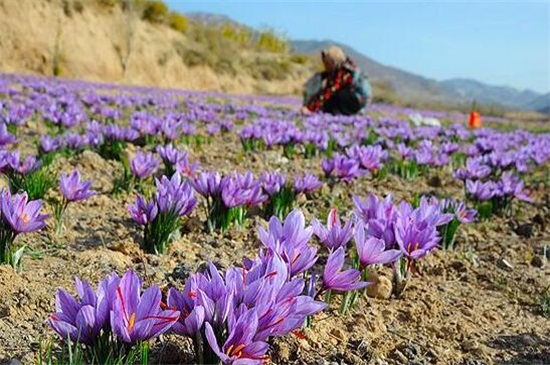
128,312,136,331
226,345,234,356
230,344,246,357
22,213,30,224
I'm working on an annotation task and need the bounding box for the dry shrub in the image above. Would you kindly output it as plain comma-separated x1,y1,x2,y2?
250,58,290,81
169,12,188,33
73,0,84,13
257,29,288,53
142,1,168,23
290,54,310,65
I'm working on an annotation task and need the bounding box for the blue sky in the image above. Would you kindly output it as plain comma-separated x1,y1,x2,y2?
167,1,550,94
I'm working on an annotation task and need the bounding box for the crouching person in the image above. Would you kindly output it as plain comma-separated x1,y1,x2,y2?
301,46,371,116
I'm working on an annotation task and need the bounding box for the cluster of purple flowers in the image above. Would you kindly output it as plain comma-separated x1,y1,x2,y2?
129,173,197,254
49,270,180,360
156,144,200,178
49,196,476,362
260,171,323,219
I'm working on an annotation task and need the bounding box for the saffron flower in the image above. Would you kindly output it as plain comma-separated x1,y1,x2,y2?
110,270,180,343
0,190,48,269
130,151,160,180
354,221,402,269
49,273,120,344
205,310,269,365
321,247,369,293
55,169,95,235
312,208,354,250
395,217,439,260
60,169,96,202
1,189,48,234
293,173,323,195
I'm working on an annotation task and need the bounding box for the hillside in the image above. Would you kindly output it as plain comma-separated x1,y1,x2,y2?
0,0,312,95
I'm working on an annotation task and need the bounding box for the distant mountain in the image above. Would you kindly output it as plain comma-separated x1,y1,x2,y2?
291,40,460,105
186,12,241,27
524,93,550,114
440,78,541,109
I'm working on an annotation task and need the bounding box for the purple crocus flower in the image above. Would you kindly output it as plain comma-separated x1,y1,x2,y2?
353,194,397,248
261,172,285,196
205,309,269,365
258,210,317,277
498,171,533,202
408,196,454,227
324,154,362,182
0,123,16,146
454,158,492,181
7,152,42,175
40,135,62,154
110,270,180,343
130,151,160,179
397,143,414,160
321,158,335,177
192,170,223,198
156,144,187,166
321,247,369,293
167,281,205,337
466,180,495,201
440,199,477,224
49,273,120,344
395,218,439,260
1,190,48,233
346,145,387,172
293,173,323,195
175,157,200,179
128,195,158,226
312,208,354,250
414,148,432,165
155,173,197,216
60,170,96,202
354,221,401,269
221,172,267,208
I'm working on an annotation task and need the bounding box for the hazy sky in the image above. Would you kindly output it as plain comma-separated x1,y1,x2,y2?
167,1,550,94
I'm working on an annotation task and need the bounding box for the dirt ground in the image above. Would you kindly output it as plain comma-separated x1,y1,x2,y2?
0,88,550,365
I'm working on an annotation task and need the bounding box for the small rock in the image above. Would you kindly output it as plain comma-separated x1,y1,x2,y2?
391,349,408,363
514,223,534,238
182,217,203,234
532,214,545,230
497,258,513,271
0,304,11,318
461,340,479,352
170,262,194,281
531,255,546,268
366,271,393,299
519,333,537,346
463,360,487,365
427,175,442,187
330,328,347,343
2,360,23,365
